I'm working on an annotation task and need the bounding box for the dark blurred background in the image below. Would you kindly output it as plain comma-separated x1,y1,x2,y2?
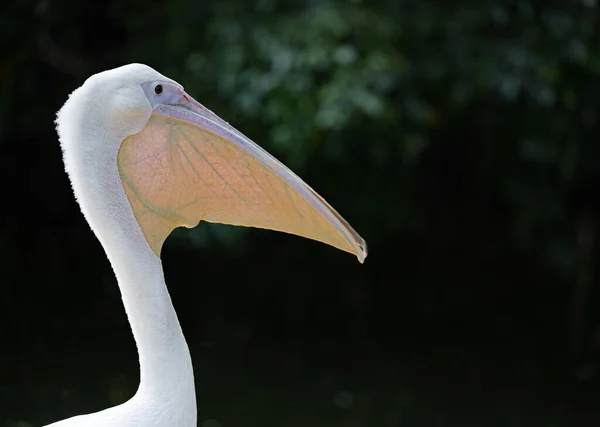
2,0,600,425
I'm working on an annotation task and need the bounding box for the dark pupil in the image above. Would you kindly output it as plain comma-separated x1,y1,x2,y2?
154,84,163,95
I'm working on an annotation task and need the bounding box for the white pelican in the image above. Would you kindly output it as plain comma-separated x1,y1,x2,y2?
46,63,367,426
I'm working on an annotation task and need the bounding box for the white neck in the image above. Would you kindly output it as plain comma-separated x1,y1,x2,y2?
49,83,196,426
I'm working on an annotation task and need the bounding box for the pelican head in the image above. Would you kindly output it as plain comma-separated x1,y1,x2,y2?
56,63,367,262
57,64,175,151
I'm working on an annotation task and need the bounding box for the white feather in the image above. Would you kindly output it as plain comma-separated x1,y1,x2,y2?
47,64,197,427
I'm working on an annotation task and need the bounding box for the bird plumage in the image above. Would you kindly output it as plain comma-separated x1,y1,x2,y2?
45,63,366,426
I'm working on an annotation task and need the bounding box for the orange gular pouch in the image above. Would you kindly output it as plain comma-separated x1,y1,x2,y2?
118,112,367,262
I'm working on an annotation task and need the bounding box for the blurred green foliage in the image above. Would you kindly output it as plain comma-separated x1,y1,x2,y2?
117,0,600,264
4,0,600,259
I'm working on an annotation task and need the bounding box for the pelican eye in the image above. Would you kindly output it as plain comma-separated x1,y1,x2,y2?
154,84,163,95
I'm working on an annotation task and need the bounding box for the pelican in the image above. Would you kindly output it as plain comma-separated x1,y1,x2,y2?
46,63,367,426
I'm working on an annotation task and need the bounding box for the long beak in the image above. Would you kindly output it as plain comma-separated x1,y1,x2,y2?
118,92,368,262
